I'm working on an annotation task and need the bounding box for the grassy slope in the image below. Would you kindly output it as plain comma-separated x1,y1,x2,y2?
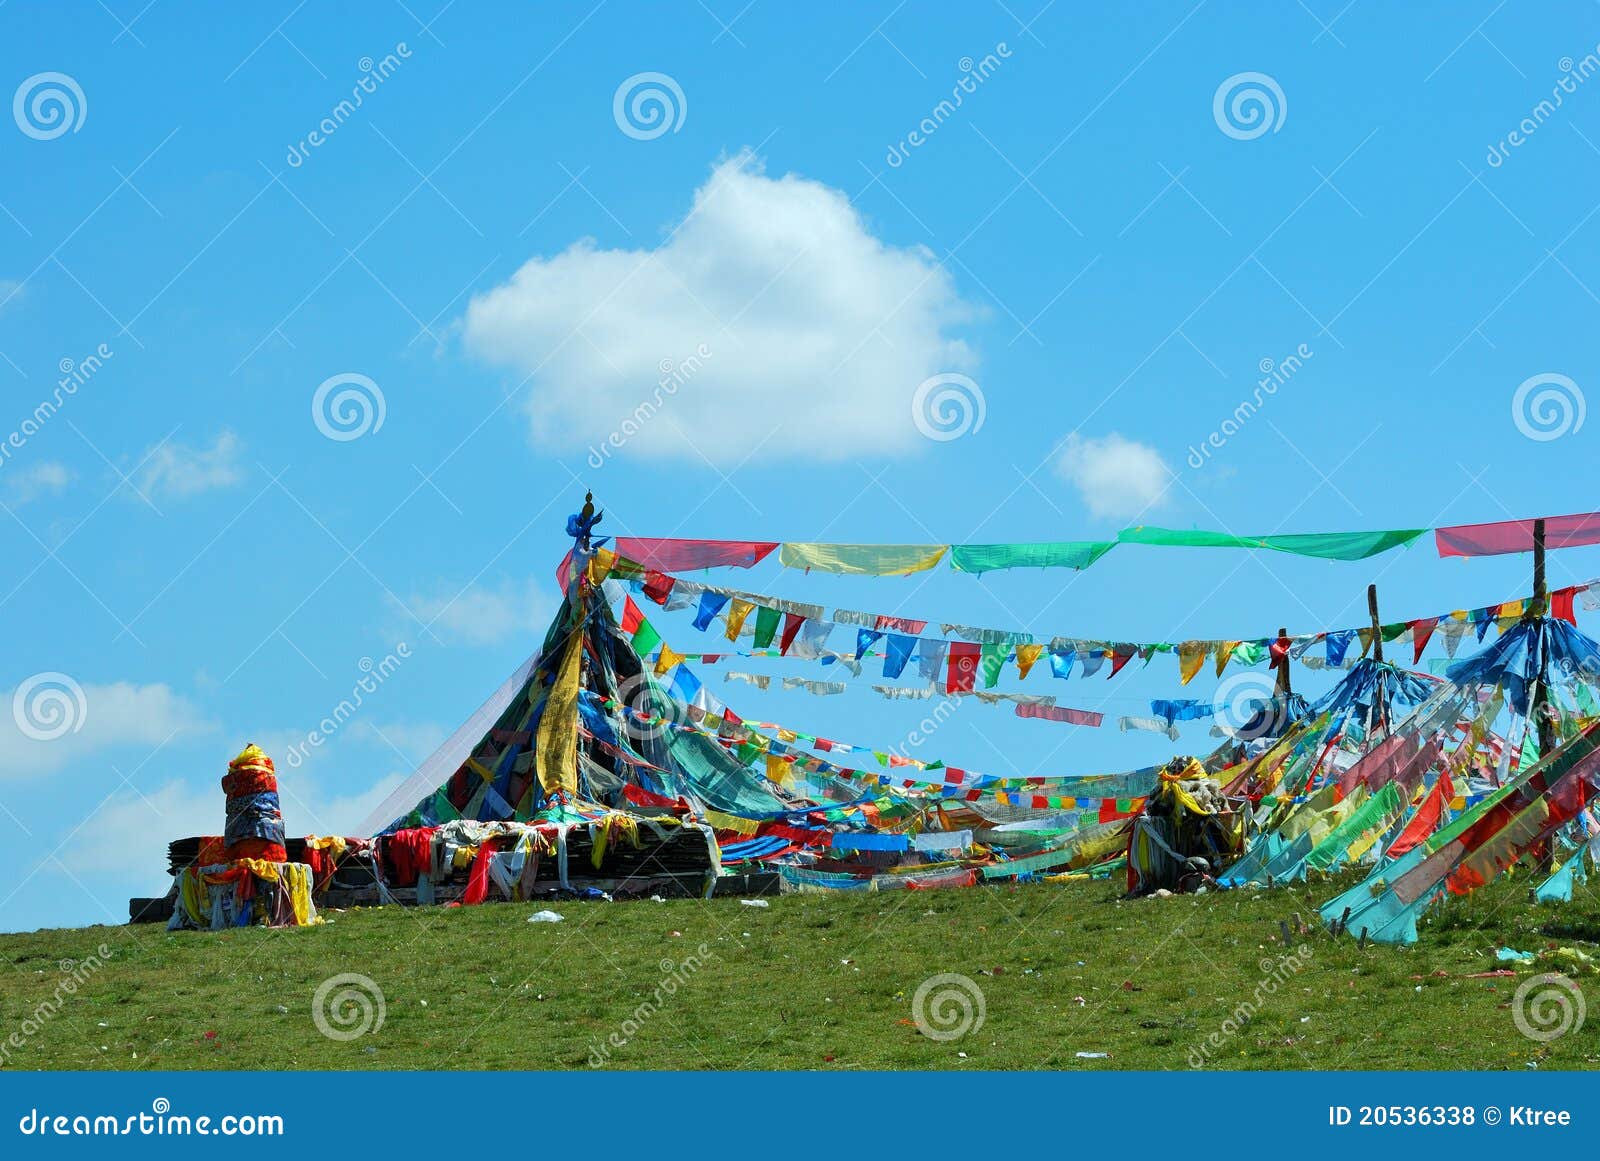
2,874,1598,1071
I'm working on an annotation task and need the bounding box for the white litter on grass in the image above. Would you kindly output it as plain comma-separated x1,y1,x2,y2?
1075,1052,1110,1059
528,910,564,923
740,898,770,907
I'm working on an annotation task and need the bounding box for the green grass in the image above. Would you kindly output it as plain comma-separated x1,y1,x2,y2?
3,875,1598,1070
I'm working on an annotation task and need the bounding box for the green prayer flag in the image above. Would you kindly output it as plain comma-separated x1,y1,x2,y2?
630,619,662,657
752,604,781,648
979,643,1008,688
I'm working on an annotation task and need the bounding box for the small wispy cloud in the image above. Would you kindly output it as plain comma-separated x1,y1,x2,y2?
135,430,244,498
399,577,553,646
1055,432,1173,520
2,460,72,504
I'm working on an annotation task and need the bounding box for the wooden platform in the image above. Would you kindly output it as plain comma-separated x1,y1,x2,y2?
129,869,781,924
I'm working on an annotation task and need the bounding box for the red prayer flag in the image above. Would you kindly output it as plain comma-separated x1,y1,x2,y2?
947,642,980,692
1108,647,1135,678
1411,617,1439,664
1387,771,1453,859
1552,587,1578,625
620,596,646,635
779,612,806,655
641,570,675,605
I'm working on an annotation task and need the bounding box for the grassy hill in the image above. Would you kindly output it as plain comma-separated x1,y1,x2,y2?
3,874,1597,1070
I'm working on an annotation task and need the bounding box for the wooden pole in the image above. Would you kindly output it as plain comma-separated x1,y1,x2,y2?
1367,584,1384,664
1531,518,1555,756
1368,584,1387,736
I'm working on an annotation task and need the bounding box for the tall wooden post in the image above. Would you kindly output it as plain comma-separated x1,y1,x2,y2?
1367,584,1386,736
1531,518,1554,757
1273,627,1292,697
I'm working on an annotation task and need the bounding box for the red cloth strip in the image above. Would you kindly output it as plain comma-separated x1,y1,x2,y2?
1015,703,1104,727
1435,510,1600,557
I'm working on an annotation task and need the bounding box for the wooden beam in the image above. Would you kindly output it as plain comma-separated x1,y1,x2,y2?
1367,584,1384,663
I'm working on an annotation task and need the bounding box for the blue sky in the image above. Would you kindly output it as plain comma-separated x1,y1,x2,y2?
3,2,1599,932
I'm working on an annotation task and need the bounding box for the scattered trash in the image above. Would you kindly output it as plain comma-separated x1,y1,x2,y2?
740,898,770,908
1496,947,1536,962
1075,1051,1110,1059
1072,995,1086,1006
272,1005,289,1015
528,910,564,923
650,895,666,903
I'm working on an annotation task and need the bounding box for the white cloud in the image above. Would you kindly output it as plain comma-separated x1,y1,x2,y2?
462,152,977,465
64,769,406,879
135,430,243,498
401,577,552,646
3,460,72,504
0,680,214,779
1055,432,1173,520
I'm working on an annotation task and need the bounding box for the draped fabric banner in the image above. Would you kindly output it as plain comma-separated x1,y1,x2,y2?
1117,525,1426,560
1434,510,1600,558
949,541,1116,573
780,542,948,575
578,507,1597,583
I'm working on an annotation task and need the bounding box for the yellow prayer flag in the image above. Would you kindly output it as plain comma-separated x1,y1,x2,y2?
725,599,755,641
1178,641,1207,685
764,754,792,787
1015,643,1044,680
654,643,684,676
1216,641,1240,677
